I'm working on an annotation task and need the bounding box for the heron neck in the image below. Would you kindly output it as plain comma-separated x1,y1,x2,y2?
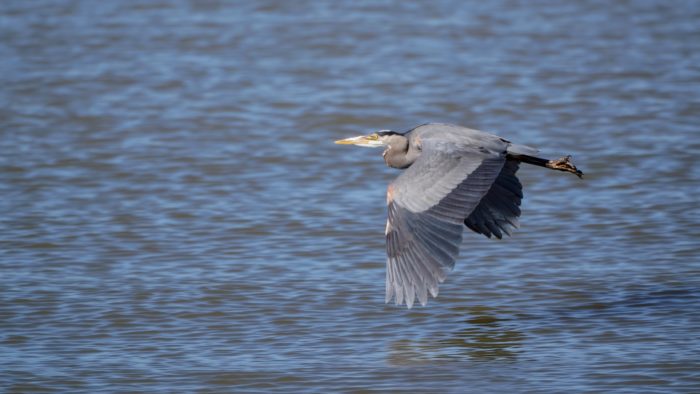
383,139,415,169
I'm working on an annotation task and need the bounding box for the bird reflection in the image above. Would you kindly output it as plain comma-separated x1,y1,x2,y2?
387,307,524,365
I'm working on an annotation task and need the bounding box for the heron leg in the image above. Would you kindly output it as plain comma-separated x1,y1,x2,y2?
509,154,583,178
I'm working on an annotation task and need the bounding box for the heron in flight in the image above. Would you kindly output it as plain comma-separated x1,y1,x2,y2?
336,123,582,308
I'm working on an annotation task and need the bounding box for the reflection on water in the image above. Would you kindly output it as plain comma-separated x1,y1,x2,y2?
389,307,524,364
2,0,700,392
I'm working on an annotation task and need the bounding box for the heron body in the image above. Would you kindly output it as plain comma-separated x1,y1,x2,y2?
336,123,582,308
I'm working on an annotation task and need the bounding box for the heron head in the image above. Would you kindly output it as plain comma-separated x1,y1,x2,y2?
335,130,401,148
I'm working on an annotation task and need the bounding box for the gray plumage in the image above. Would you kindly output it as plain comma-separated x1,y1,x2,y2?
336,123,583,308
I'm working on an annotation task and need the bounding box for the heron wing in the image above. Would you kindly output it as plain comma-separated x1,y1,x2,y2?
385,138,506,308
464,160,523,239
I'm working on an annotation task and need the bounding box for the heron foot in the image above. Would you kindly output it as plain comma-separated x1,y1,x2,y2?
547,156,583,178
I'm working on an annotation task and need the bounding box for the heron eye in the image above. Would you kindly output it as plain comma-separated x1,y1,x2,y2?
369,134,379,140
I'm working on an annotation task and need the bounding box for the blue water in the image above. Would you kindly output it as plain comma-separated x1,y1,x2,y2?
2,0,699,392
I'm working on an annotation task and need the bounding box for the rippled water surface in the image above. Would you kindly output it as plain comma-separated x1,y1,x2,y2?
2,0,700,392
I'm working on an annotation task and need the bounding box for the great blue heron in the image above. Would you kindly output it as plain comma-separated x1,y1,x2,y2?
336,123,582,308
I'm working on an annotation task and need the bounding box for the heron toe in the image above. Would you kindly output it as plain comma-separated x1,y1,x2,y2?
547,156,583,178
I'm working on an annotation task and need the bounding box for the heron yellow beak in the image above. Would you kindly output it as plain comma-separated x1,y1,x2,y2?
334,135,384,147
